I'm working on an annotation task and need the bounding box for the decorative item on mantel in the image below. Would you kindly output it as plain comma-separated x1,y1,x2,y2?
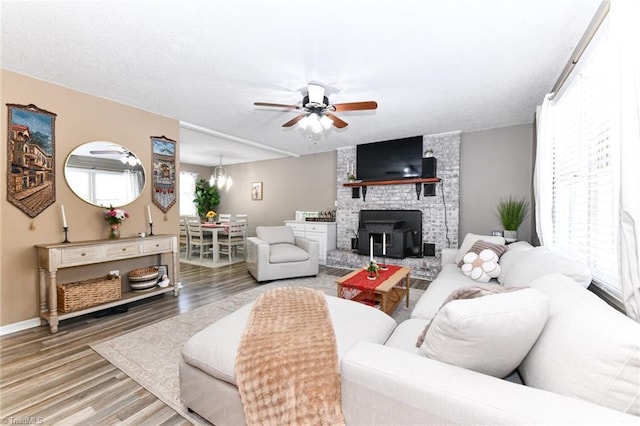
103,205,129,239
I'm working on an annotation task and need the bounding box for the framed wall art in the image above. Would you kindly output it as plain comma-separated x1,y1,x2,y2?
6,103,57,218
251,182,263,200
151,135,176,214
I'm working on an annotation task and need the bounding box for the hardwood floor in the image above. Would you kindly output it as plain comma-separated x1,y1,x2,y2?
0,262,429,425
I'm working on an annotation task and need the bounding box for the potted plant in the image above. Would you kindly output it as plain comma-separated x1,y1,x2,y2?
497,196,529,242
193,179,220,220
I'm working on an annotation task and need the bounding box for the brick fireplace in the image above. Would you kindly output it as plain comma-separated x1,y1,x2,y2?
329,131,461,280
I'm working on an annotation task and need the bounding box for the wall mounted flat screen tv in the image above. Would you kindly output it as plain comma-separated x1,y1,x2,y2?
356,136,423,182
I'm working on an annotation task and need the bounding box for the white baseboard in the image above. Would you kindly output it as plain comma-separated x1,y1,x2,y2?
0,317,41,336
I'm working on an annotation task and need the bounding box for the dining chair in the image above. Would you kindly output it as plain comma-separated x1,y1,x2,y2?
186,217,215,262
233,214,248,224
232,214,248,256
218,221,246,262
217,213,232,223
179,216,189,258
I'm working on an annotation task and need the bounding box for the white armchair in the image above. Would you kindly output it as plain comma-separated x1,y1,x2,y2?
246,226,319,282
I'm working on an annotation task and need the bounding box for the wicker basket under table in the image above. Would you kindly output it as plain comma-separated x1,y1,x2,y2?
57,275,122,313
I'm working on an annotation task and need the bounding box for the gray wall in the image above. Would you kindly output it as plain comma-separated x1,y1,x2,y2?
212,151,337,236
460,123,534,243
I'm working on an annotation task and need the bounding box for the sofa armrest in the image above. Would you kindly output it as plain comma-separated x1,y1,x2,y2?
245,237,270,275
341,341,639,425
295,236,319,260
441,247,458,265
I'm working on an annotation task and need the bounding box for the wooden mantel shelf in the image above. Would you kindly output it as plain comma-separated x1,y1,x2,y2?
343,177,441,187
343,177,442,201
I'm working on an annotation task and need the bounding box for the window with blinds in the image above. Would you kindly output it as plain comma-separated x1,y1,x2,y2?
179,171,198,217
546,17,620,298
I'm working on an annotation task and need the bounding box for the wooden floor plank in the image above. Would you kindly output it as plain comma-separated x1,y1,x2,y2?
0,262,429,424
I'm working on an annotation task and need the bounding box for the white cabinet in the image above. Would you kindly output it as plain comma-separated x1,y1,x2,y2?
284,221,336,265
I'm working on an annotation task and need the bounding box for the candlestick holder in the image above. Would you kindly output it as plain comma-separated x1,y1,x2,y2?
62,227,70,243
380,256,388,271
149,223,154,236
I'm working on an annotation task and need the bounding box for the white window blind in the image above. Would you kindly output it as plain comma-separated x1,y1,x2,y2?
544,17,620,298
179,172,198,217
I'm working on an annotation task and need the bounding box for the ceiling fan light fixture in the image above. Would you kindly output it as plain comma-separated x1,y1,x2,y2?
211,155,229,188
119,152,140,167
307,83,325,105
320,115,333,130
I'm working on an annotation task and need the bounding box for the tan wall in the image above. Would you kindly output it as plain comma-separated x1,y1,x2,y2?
212,152,337,236
1,70,179,327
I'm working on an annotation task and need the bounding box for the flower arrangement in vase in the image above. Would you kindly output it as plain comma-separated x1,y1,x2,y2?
103,205,129,239
366,260,380,280
206,210,217,223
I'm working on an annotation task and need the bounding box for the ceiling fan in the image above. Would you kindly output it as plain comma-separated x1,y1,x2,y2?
89,147,140,166
254,83,378,132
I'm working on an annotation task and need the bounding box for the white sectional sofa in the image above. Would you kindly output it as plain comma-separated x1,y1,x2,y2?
342,235,640,425
181,234,640,425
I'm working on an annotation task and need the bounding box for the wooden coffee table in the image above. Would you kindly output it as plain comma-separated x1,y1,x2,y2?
336,266,411,315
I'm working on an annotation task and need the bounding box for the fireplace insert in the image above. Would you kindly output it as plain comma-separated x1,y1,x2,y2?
357,210,422,259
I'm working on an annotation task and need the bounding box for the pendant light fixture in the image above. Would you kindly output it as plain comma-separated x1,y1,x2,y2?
210,155,229,188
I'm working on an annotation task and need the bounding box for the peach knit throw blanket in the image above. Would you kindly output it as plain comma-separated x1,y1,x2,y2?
235,287,345,425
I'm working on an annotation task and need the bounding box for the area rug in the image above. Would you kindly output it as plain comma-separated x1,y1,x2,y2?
91,274,424,424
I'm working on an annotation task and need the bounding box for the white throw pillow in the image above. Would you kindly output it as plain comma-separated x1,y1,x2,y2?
521,274,640,415
501,246,592,288
497,242,535,284
454,233,506,266
419,288,550,378
461,249,502,283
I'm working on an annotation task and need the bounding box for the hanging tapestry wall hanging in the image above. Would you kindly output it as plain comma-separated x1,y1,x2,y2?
151,135,176,214
6,103,57,218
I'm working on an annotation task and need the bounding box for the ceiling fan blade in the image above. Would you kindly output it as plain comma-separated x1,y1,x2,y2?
326,113,348,129
254,102,300,110
332,101,378,112
282,113,306,127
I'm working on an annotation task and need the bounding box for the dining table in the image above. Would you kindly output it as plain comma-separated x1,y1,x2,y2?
200,222,228,262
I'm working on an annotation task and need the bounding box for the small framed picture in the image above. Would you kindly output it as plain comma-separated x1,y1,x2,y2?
251,182,263,200
491,230,503,237
157,264,168,279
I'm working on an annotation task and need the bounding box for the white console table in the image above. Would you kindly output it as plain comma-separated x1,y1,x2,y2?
35,234,178,333
284,221,336,265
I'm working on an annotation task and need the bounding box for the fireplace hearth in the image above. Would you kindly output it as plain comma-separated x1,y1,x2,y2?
358,210,422,259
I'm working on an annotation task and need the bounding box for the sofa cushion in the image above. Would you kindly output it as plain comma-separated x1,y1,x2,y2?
256,225,296,245
497,241,535,284
411,264,478,320
384,318,430,355
182,295,396,386
418,288,550,378
500,246,592,288
457,239,507,267
454,233,506,266
460,249,502,283
416,284,525,347
268,243,310,264
520,274,640,415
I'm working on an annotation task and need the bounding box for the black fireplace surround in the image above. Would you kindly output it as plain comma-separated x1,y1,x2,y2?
357,210,423,259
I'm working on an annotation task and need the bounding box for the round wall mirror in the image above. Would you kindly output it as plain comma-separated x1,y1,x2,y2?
64,141,146,207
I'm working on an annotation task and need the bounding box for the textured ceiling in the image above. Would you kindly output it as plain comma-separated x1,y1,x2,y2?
1,0,603,167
